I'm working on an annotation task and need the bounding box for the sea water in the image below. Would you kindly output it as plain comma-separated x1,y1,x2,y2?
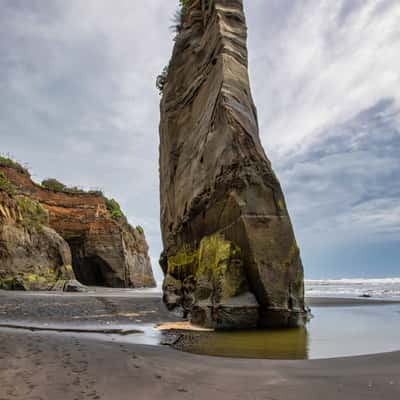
305,277,400,299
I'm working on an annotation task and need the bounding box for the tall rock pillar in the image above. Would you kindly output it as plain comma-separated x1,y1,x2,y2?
159,0,306,329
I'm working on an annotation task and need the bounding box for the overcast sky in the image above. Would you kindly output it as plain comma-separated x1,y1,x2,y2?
1,0,399,282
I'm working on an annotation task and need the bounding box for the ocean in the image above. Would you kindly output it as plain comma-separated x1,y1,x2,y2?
305,277,400,299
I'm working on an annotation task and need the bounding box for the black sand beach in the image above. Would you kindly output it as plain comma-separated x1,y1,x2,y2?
1,290,400,400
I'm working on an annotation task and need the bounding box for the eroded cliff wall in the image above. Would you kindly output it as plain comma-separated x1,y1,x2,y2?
0,182,74,290
0,165,155,289
160,0,306,328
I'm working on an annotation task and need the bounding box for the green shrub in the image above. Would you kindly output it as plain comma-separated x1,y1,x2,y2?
41,178,66,192
136,225,144,235
0,156,30,176
41,179,99,194
0,171,16,196
156,64,169,94
104,197,124,220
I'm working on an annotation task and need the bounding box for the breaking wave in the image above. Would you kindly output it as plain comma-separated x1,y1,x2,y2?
305,277,400,299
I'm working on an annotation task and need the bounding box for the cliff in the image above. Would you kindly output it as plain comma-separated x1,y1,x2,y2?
0,161,155,289
0,174,74,290
159,0,306,328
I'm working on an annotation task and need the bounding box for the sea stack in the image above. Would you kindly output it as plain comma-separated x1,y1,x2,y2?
159,0,306,328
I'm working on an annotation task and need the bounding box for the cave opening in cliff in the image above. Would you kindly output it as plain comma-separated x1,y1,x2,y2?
72,255,124,287
67,237,124,287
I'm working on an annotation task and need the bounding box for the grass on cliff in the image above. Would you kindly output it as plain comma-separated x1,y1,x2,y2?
0,156,29,176
16,196,48,230
0,171,16,196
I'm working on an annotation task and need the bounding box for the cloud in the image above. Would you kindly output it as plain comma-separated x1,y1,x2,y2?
246,0,400,154
1,0,399,279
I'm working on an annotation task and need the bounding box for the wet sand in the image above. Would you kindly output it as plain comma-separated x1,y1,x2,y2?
1,329,399,400
1,290,400,399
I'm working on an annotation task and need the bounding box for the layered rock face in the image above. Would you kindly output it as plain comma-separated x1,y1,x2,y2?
1,166,155,289
0,190,74,290
160,0,306,328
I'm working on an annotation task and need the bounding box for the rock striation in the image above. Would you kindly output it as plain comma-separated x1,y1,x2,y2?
159,0,306,328
0,163,155,289
0,187,74,290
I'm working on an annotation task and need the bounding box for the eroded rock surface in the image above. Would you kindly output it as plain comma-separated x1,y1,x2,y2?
0,190,74,290
0,165,155,289
160,0,306,328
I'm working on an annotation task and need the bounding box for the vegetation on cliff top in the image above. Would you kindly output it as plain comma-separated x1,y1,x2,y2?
156,1,191,94
41,178,129,222
40,178,131,223
0,156,29,176
104,197,124,220
41,178,102,195
40,178,103,196
41,178,67,192
1,158,140,229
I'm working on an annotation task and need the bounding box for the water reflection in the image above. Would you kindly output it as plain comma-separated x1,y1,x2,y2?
172,326,309,359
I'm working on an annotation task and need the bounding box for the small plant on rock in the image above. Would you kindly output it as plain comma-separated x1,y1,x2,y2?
105,197,124,220
156,64,169,94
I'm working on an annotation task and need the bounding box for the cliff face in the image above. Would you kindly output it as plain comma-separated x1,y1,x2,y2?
159,0,306,328
0,189,74,290
0,166,155,289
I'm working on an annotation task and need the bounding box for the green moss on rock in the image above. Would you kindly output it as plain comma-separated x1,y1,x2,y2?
167,246,198,280
0,265,74,291
166,234,247,304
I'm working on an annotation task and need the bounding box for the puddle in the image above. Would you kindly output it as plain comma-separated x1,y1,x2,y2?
166,304,400,359
1,304,400,360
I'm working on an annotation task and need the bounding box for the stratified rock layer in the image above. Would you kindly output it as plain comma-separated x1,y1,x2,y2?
160,0,306,328
0,191,74,290
1,166,156,289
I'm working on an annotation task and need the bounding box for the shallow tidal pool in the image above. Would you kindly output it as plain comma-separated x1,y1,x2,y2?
2,302,400,360
166,304,400,360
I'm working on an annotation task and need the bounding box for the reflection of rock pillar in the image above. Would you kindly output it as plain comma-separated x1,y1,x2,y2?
159,0,306,328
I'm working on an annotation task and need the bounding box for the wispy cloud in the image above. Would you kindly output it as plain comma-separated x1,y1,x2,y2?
1,0,399,278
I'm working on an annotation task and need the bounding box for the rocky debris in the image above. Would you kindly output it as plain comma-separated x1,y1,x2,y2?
0,191,74,290
159,0,306,328
0,162,156,289
62,280,89,293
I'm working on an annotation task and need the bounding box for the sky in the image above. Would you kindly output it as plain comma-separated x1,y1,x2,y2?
1,0,399,282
